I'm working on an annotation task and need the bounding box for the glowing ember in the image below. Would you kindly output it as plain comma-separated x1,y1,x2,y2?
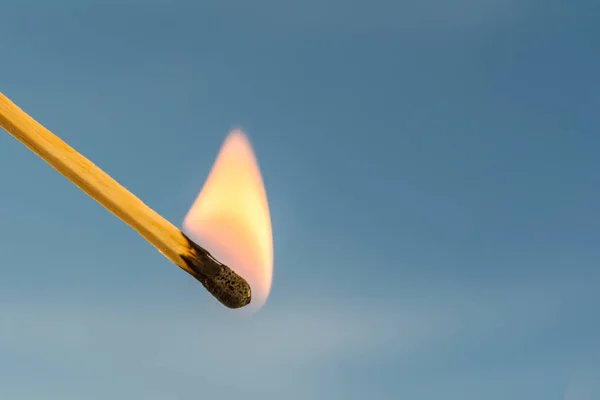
183,129,273,309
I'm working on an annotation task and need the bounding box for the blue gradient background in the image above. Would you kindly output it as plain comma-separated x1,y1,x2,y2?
0,1,599,399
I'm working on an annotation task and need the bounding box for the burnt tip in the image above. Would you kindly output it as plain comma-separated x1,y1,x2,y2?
179,234,252,309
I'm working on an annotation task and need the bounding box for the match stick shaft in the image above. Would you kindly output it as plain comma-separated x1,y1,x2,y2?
0,92,251,308
0,92,190,269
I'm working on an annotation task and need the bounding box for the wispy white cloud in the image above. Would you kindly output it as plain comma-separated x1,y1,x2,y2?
0,279,564,387
565,368,600,400
1,272,593,399
0,292,447,398
0,294,446,371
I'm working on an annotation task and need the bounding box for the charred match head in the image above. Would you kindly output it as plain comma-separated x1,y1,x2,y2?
180,234,252,309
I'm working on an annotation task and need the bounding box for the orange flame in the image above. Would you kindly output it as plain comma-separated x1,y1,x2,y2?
183,129,273,309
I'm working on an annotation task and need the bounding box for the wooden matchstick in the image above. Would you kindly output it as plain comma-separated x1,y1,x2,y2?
0,91,251,309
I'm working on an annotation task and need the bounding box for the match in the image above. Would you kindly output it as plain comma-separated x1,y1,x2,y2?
0,91,251,309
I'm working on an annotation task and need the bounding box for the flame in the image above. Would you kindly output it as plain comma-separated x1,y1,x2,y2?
183,129,273,309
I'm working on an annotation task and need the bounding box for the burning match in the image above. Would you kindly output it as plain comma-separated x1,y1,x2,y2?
0,91,272,309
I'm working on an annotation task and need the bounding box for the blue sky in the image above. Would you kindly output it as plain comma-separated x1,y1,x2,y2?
0,1,599,399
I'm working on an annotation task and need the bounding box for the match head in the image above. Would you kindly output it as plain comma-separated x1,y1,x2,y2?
180,234,252,309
